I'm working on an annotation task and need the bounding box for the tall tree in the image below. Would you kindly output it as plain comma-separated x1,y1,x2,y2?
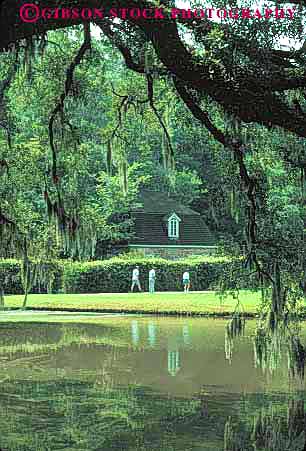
0,3,304,322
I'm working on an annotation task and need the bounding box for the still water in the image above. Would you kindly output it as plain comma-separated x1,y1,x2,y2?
0,315,305,450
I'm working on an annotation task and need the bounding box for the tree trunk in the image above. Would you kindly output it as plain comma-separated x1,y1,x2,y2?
22,289,28,309
0,288,4,309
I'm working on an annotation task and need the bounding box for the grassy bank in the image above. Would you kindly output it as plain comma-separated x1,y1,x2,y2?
2,290,264,316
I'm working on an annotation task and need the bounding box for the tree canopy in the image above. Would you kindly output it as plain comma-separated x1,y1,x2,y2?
0,2,305,319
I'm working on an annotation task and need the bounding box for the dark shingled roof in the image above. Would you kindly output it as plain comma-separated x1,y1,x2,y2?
130,190,216,246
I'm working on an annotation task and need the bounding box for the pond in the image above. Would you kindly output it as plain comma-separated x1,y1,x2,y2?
0,315,305,450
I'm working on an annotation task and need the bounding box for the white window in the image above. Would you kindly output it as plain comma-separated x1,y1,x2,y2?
168,213,181,239
169,218,178,237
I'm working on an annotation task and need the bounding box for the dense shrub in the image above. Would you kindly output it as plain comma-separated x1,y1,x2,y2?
62,256,234,293
0,256,253,294
0,259,64,294
0,260,21,294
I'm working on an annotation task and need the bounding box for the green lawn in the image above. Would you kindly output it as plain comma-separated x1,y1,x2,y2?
3,290,264,315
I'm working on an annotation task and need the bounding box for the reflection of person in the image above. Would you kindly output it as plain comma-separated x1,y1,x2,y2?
182,271,190,293
148,322,156,347
149,268,156,293
131,266,142,292
131,320,139,345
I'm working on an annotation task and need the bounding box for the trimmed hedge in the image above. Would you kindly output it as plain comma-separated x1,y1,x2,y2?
0,256,249,294
62,257,233,293
0,259,21,294
0,259,63,294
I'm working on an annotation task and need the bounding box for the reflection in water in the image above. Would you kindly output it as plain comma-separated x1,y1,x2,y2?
132,321,191,377
225,309,246,363
182,324,191,346
148,322,156,347
253,316,306,380
168,350,180,376
224,295,306,382
224,398,306,451
0,317,305,450
131,320,139,346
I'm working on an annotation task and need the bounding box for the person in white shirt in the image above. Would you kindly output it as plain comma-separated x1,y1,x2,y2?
182,271,190,293
149,268,156,294
131,266,142,292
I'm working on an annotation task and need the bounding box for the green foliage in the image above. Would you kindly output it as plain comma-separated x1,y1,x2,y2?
149,168,204,205
0,259,63,294
95,162,151,242
0,25,304,320
1,256,252,295
62,256,234,293
225,401,306,451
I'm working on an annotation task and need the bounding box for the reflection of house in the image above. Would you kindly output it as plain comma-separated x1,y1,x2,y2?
128,190,216,258
182,325,191,346
130,321,191,377
168,350,180,376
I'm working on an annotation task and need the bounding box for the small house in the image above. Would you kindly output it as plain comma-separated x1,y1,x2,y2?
128,190,216,258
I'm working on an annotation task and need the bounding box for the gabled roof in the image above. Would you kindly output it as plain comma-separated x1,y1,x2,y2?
165,212,182,222
130,190,216,246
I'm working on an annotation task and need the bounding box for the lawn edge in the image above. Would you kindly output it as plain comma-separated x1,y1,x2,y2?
0,306,262,318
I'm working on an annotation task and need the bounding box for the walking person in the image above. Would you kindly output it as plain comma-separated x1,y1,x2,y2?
131,266,142,292
149,268,156,294
182,270,190,293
